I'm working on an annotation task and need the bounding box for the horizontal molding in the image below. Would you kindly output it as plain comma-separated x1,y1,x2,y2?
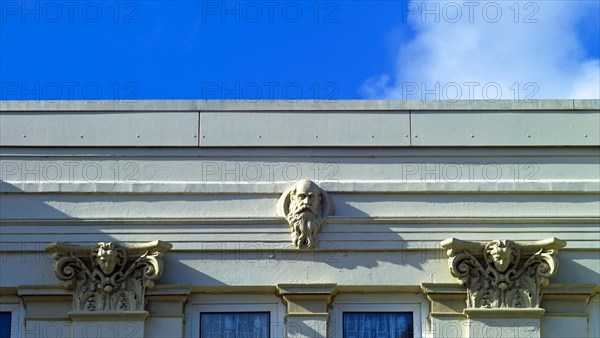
1,242,597,252
3,222,598,234
542,313,589,317
188,240,596,251
3,193,596,219
2,180,599,194
1,99,588,111
2,243,597,253
2,146,599,157
2,216,598,225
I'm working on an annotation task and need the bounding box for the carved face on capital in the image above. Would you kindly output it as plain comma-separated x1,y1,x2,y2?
289,180,322,220
93,243,119,275
485,240,517,272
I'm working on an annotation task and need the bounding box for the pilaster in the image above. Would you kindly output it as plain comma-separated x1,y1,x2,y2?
146,286,190,338
46,240,172,338
440,237,566,338
421,283,468,338
277,284,336,338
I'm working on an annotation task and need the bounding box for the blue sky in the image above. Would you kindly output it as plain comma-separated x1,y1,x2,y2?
1,0,599,100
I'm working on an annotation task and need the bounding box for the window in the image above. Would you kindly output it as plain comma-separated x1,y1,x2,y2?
0,303,23,338
200,312,270,338
0,312,10,338
343,312,413,338
186,295,285,338
330,294,428,338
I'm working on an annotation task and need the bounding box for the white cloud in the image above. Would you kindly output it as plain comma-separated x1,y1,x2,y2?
361,1,600,100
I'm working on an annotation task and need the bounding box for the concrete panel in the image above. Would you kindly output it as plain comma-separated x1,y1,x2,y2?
146,317,183,338
199,111,410,146
430,317,466,338
541,316,588,338
411,111,600,146
0,112,198,146
25,320,71,338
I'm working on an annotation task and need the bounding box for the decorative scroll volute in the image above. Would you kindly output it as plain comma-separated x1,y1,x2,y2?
441,238,565,309
277,180,334,249
46,241,172,312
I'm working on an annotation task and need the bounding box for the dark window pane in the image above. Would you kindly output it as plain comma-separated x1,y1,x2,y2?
200,312,270,338
0,312,11,338
343,312,413,338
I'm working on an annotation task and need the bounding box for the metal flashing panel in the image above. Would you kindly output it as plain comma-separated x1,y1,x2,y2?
199,111,411,146
0,101,598,147
411,110,600,146
0,112,199,146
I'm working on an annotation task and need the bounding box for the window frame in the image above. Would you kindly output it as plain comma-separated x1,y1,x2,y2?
329,294,429,338
186,294,285,338
0,303,24,338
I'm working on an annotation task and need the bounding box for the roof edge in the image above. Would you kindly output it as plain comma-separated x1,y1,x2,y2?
1,99,598,111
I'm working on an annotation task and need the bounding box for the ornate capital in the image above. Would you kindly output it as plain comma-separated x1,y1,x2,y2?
277,180,334,249
441,237,565,309
46,241,172,312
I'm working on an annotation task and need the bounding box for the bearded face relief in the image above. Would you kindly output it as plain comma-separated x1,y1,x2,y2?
278,180,334,249
289,180,322,248
290,180,321,220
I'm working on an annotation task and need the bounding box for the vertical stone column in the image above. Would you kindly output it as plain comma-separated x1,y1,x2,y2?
277,284,336,338
18,288,71,338
421,284,468,338
46,241,172,338
145,287,190,338
539,286,595,338
441,237,566,338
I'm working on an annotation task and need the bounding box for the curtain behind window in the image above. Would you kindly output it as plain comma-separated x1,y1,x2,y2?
343,312,413,338
201,312,269,338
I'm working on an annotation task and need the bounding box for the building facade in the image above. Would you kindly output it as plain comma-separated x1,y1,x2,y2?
0,99,599,338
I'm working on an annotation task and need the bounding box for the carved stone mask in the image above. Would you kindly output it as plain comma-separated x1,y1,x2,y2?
486,240,516,272
95,243,118,275
277,180,334,249
289,180,322,220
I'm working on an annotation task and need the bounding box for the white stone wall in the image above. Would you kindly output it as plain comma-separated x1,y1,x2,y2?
0,100,598,337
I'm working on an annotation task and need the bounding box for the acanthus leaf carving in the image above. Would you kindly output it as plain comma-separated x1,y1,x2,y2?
46,240,172,312
441,237,565,309
277,180,334,249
